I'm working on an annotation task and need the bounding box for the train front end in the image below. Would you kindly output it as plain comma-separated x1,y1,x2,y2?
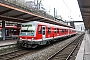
17,22,38,48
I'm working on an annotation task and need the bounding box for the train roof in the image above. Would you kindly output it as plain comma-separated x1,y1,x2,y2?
22,21,74,29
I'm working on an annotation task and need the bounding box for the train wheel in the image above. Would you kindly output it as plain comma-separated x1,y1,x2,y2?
27,45,32,48
31,45,38,48
16,42,22,48
46,41,50,45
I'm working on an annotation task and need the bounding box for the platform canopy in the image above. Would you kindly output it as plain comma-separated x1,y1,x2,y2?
0,1,73,28
77,0,90,30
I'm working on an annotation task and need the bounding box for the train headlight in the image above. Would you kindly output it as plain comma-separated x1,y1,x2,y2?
19,38,22,41
20,38,22,40
31,38,34,40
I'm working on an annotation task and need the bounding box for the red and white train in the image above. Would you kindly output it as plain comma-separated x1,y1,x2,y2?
17,21,76,48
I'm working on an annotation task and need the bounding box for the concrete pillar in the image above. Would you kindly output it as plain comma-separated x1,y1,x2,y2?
2,21,5,40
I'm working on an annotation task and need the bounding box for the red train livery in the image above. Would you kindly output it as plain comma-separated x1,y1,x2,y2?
0,26,20,39
17,21,76,48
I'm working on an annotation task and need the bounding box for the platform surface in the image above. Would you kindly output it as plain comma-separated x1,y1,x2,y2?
75,32,90,60
0,40,17,46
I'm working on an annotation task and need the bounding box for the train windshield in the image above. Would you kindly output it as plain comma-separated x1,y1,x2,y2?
22,24,32,27
20,30,35,36
20,24,35,36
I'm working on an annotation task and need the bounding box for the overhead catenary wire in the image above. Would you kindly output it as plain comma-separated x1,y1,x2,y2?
62,0,74,20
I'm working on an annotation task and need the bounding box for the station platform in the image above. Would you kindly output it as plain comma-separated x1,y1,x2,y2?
0,40,17,46
75,32,90,60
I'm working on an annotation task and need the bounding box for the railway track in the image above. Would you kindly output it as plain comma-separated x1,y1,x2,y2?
0,34,84,60
0,44,16,49
47,34,84,60
0,44,18,54
0,49,31,60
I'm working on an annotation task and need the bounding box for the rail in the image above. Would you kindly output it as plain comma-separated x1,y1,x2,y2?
47,34,84,60
66,34,84,60
0,44,16,52
0,49,30,60
0,44,16,48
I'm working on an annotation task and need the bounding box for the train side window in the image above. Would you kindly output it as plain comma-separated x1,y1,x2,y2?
66,29,68,32
62,29,65,32
57,28,59,33
48,27,51,34
61,29,64,32
38,26,42,34
54,28,56,33
72,30,75,32
73,30,76,32
60,29,62,32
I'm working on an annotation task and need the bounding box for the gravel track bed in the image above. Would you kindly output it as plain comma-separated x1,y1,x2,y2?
14,34,81,60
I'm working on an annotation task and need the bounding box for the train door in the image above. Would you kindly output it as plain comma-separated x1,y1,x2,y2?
0,29,2,38
42,26,46,40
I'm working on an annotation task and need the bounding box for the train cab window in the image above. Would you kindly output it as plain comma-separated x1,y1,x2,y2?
38,26,42,34
54,28,56,33
48,27,51,34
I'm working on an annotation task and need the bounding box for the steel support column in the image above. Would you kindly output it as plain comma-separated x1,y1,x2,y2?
2,21,5,40
70,21,75,29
